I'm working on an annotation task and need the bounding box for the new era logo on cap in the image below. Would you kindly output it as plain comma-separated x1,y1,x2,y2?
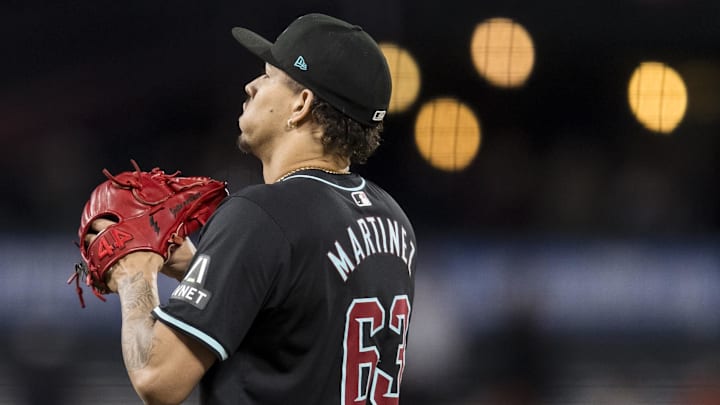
293,56,308,71
372,110,386,121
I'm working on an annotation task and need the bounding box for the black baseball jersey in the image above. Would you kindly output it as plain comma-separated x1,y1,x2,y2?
152,169,416,405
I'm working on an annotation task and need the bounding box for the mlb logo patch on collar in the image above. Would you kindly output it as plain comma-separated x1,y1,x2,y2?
351,191,372,207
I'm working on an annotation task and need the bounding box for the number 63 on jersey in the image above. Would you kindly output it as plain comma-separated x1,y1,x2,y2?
342,295,411,405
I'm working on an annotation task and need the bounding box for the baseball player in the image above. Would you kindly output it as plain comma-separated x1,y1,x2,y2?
80,13,416,405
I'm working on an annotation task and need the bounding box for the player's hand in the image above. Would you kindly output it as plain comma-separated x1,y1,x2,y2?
83,219,173,292
84,219,163,293
161,237,196,281
84,218,194,279
83,218,117,246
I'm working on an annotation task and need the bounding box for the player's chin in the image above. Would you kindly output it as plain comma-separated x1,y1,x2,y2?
236,133,252,154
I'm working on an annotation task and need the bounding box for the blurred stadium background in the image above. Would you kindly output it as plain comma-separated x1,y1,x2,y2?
2,0,720,404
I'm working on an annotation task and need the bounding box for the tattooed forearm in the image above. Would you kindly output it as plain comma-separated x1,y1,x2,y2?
119,272,160,371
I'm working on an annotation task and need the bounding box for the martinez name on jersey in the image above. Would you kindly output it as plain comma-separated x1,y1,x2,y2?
327,215,415,282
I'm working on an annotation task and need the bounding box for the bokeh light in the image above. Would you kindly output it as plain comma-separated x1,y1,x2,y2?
470,17,535,88
414,97,481,171
628,61,688,134
380,42,421,113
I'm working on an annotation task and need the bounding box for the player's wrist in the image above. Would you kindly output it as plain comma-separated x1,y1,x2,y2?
106,252,164,293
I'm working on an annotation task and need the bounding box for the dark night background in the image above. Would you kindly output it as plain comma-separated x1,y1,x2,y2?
2,0,720,403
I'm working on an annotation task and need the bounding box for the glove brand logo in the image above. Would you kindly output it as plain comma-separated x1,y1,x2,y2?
149,215,160,234
96,228,134,260
170,193,202,217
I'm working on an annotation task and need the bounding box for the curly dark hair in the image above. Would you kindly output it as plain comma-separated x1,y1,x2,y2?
310,98,383,164
286,78,383,164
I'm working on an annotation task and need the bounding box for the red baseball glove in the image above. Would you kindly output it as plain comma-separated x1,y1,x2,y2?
68,160,228,307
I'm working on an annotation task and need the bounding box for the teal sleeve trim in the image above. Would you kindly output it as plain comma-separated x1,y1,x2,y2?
152,307,229,361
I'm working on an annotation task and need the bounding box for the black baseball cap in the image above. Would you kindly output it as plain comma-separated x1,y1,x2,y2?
231,13,391,126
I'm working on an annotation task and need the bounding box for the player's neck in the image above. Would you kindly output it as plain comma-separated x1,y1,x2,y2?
260,128,349,183
263,156,350,184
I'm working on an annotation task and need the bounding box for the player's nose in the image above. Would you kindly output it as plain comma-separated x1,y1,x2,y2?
244,77,259,99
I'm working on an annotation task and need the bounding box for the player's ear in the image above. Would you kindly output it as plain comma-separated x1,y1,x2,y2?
289,88,315,125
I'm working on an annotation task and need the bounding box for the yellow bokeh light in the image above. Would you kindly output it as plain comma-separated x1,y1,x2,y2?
380,42,421,113
414,98,481,172
628,61,688,134
470,17,535,88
